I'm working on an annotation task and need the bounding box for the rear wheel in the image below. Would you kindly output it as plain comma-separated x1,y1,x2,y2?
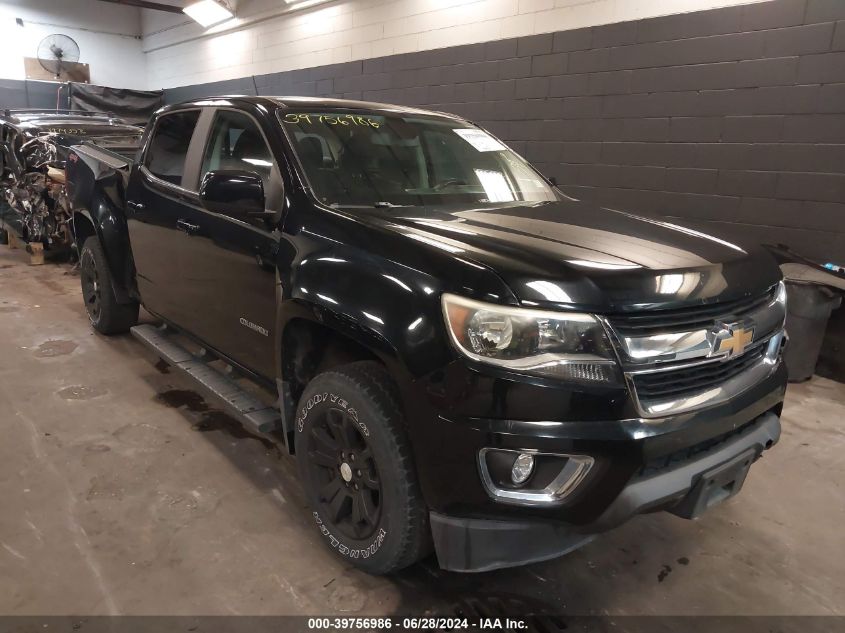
296,361,430,574
79,236,139,335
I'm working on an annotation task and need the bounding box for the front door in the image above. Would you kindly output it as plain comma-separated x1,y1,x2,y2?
174,108,280,378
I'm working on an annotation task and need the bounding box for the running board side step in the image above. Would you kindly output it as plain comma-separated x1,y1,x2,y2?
131,324,281,434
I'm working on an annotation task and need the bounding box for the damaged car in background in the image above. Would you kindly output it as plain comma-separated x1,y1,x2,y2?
0,109,142,253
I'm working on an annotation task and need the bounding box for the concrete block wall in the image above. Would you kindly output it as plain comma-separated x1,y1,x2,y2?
144,0,773,90
167,0,845,263
0,79,33,109
0,79,69,111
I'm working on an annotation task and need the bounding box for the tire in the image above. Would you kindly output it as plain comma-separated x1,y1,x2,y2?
295,361,430,574
79,236,139,335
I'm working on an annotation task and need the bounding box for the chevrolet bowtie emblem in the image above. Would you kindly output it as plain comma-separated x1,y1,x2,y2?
710,322,755,359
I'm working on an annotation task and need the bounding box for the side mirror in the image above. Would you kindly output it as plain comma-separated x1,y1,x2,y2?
199,170,265,217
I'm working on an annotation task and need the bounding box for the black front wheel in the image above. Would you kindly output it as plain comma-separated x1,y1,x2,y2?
309,405,383,541
296,361,430,574
79,236,139,335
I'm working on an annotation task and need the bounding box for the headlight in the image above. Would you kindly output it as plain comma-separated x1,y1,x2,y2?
441,293,620,384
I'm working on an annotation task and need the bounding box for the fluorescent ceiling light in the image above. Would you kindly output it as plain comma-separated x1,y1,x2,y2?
183,0,234,27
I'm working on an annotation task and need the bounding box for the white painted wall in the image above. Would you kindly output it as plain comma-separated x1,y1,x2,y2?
0,0,775,92
0,0,145,89
143,0,769,90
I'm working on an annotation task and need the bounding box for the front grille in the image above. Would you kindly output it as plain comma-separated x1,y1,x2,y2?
610,286,776,336
632,338,769,400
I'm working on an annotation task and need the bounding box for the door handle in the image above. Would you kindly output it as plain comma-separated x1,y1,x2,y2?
176,219,200,235
127,201,144,213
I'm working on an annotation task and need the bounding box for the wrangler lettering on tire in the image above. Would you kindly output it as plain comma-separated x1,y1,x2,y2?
296,361,430,574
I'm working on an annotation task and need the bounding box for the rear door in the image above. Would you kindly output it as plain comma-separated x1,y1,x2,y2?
126,109,205,327
172,108,281,378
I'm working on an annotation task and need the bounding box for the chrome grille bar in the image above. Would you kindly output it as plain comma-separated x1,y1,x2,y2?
601,284,787,418
625,332,784,417
606,284,785,367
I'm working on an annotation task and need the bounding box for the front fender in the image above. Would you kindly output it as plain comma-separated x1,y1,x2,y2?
274,248,520,506
279,248,466,383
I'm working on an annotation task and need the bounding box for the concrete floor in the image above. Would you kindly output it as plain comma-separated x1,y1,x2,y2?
1,244,843,618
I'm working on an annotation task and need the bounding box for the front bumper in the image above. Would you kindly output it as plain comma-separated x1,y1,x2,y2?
430,411,781,572
406,356,786,520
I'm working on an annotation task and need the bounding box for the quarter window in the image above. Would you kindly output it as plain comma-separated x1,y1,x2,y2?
144,110,200,186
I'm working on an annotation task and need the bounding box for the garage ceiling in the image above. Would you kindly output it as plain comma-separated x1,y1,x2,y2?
96,0,187,13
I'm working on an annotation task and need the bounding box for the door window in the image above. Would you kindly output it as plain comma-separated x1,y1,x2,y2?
144,110,200,186
201,110,275,190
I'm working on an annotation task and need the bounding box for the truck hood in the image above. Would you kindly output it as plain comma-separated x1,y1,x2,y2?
362,198,781,312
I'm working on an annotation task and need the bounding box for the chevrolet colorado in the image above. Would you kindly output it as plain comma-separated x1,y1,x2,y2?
65,96,787,574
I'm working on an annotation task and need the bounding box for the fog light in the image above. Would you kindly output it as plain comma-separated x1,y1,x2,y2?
479,448,595,506
511,453,534,484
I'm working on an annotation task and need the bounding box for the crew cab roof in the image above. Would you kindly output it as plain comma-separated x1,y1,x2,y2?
160,95,463,121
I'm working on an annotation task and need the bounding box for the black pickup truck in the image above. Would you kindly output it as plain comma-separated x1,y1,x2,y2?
65,96,787,574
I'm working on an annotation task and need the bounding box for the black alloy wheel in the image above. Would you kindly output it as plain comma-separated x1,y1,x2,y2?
307,406,382,540
295,361,430,574
78,236,139,335
80,247,102,323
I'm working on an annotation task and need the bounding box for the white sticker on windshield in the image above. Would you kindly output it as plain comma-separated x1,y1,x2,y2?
453,128,507,152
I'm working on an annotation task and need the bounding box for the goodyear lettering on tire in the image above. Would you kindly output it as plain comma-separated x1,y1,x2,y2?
297,390,369,436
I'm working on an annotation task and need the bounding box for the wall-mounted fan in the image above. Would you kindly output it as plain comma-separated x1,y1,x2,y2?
37,34,81,79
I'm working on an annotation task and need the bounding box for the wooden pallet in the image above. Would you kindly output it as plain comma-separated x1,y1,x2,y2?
4,229,44,265
26,241,44,265
5,227,19,250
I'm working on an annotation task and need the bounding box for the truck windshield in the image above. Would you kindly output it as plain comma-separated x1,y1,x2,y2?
279,111,558,207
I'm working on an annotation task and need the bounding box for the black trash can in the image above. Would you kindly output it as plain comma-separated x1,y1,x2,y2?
784,282,843,382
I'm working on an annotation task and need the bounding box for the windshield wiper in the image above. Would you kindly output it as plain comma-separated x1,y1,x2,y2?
329,202,411,209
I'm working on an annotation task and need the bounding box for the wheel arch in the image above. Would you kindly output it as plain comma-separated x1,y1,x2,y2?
276,307,406,454
71,209,96,250
271,241,461,455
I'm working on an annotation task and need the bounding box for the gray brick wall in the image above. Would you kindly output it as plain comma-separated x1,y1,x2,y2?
163,0,845,263
0,80,71,111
